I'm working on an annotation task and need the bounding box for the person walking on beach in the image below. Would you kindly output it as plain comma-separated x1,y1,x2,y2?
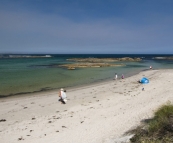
121,74,124,79
58,88,67,104
115,73,118,80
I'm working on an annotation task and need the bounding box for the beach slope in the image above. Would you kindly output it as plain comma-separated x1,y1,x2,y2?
1,69,173,143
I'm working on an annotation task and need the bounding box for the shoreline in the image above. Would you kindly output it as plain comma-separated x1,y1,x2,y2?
0,67,147,99
1,69,173,143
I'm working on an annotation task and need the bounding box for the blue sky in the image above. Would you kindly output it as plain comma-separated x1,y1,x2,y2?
0,0,173,54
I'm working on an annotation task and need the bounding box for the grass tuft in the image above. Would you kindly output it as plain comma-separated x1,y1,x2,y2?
129,103,173,143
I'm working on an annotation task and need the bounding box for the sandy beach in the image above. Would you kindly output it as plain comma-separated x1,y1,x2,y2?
1,69,173,143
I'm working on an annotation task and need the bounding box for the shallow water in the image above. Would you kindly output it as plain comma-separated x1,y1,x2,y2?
0,54,173,97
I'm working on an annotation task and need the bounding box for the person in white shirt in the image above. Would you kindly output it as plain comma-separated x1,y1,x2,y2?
115,73,118,80
58,88,67,104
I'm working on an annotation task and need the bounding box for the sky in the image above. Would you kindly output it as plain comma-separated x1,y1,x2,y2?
0,0,173,54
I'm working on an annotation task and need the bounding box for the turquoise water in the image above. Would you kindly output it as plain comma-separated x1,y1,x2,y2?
0,54,173,97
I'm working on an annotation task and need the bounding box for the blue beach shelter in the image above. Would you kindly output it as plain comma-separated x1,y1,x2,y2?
140,77,149,84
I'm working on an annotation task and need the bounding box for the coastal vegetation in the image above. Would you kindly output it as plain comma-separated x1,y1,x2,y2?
129,103,173,143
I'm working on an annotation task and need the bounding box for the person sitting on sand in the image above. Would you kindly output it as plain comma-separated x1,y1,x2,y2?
58,88,67,104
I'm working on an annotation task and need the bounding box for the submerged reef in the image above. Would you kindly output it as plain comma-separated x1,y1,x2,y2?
59,62,124,70
59,57,141,70
67,57,141,62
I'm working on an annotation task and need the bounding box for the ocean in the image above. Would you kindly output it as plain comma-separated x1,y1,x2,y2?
0,54,173,97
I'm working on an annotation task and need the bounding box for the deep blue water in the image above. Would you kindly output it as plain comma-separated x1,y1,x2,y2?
0,54,173,97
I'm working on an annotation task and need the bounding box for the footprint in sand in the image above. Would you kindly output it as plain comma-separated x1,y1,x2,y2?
18,137,24,140
0,119,6,122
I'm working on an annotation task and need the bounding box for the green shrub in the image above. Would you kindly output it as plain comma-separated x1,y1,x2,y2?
130,103,173,143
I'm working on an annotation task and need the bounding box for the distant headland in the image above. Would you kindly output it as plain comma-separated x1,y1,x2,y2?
0,55,52,58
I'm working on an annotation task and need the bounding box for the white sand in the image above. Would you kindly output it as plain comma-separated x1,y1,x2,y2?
1,69,173,143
